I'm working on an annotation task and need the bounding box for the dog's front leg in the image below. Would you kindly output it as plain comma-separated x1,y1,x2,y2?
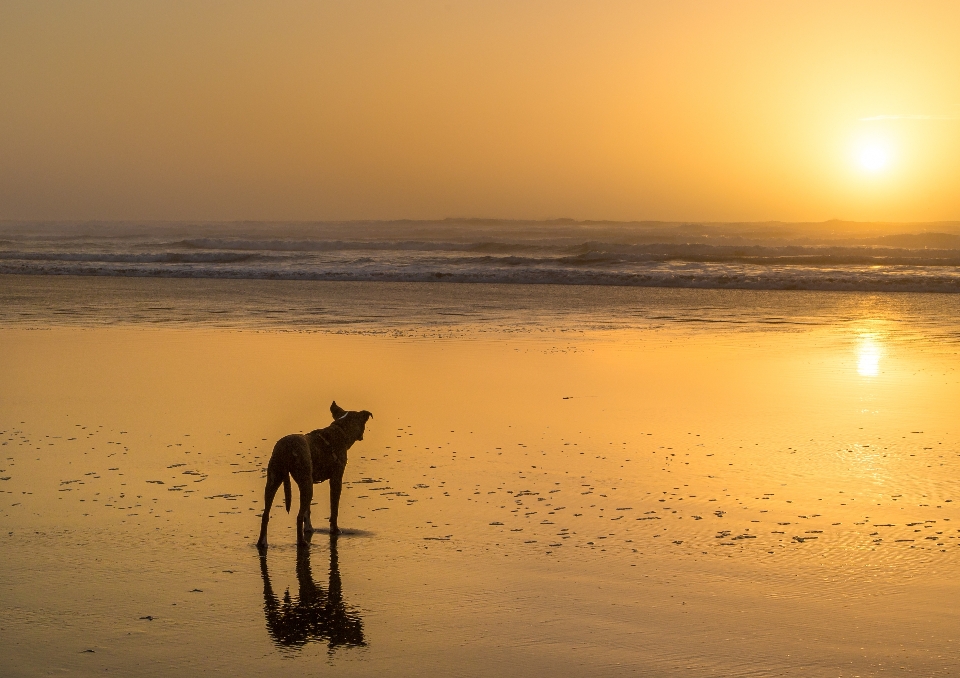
329,473,343,535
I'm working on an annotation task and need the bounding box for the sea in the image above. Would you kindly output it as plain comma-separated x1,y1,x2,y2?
2,219,960,292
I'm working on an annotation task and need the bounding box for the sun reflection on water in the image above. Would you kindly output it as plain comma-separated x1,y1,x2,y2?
857,336,881,377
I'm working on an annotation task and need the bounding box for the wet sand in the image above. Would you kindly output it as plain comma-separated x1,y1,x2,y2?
2,281,959,676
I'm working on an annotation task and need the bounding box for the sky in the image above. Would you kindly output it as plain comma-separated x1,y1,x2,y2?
1,1,959,223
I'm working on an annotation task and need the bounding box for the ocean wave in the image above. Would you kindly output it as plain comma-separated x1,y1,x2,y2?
172,238,518,253
0,250,265,264
168,237,960,262
552,248,960,267
5,243,960,268
3,221,960,293
3,259,960,293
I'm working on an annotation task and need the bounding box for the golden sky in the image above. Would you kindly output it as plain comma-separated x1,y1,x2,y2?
1,1,958,222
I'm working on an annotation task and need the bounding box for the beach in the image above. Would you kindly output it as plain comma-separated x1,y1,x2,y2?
2,276,958,676
5,1,960,674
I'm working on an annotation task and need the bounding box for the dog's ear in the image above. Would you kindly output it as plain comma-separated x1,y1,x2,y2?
361,410,373,422
330,401,347,419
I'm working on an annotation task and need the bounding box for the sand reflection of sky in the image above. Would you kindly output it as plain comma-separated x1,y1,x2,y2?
841,443,884,477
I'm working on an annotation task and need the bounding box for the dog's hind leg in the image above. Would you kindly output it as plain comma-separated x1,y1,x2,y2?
303,488,314,534
257,471,284,548
293,470,313,547
329,471,343,535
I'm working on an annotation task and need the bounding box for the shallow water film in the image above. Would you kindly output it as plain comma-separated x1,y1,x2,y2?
2,278,959,677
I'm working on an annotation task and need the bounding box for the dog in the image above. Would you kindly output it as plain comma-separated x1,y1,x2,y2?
257,402,372,547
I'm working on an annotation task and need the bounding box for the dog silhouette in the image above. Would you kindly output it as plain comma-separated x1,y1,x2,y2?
257,401,372,547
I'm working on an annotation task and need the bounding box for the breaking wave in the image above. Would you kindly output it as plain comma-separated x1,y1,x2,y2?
2,220,959,293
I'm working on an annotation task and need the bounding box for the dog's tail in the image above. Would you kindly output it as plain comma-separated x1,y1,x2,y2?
283,474,292,513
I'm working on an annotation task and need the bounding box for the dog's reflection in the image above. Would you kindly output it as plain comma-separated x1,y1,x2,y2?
259,535,366,650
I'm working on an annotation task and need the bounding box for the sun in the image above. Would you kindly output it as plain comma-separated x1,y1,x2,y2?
856,140,891,173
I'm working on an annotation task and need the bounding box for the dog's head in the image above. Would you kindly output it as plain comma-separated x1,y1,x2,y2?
330,401,373,442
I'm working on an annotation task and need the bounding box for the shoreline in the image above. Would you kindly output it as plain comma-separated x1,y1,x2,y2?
3,275,960,340
4,268,960,294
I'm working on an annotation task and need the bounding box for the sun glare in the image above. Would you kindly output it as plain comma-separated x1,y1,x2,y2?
857,142,890,173
857,337,881,377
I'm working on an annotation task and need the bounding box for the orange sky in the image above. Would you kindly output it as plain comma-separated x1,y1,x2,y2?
1,1,958,222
